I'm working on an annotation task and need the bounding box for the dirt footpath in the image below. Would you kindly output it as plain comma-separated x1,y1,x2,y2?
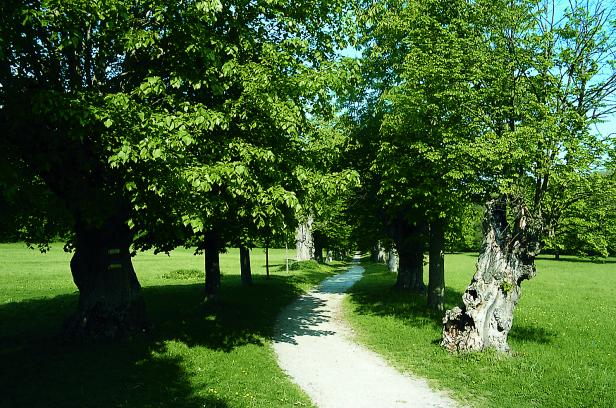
272,262,459,408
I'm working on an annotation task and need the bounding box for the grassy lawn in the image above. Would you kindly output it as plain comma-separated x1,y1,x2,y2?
0,243,345,408
344,254,616,408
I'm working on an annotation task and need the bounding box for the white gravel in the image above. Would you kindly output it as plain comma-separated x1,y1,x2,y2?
272,261,459,408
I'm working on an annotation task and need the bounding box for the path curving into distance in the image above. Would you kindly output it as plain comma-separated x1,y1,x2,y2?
272,259,458,408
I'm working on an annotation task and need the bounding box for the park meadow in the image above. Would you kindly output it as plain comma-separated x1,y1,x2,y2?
2,243,615,407
3,0,616,406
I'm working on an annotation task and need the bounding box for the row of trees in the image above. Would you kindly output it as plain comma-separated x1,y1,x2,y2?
335,0,616,352
2,0,615,351
0,0,357,338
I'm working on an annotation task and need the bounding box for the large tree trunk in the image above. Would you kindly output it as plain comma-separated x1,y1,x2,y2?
64,218,148,339
428,220,445,312
204,232,221,301
240,246,252,286
295,216,314,261
393,220,426,292
442,199,540,352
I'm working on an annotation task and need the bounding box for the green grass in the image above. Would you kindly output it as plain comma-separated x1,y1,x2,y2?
0,243,347,408
344,253,616,408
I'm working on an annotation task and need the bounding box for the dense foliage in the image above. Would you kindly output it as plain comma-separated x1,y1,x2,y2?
1,0,614,338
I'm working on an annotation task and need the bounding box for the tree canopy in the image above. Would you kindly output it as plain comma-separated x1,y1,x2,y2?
1,0,615,342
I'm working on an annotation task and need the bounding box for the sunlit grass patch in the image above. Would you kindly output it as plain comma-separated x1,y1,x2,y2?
344,254,616,408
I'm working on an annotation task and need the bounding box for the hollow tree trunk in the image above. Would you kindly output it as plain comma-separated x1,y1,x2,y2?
204,232,221,301
65,218,148,339
295,216,314,261
442,199,540,352
239,246,252,286
428,220,445,312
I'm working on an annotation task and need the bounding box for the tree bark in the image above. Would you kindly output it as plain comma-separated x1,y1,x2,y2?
442,199,540,352
204,232,221,301
314,232,324,263
239,246,252,286
64,218,148,340
428,220,445,312
295,216,314,261
393,220,426,292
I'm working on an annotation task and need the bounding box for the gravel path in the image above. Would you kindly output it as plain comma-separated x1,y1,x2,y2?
272,261,459,408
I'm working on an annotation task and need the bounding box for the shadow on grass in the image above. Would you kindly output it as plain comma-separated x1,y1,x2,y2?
0,265,348,408
349,263,557,346
509,324,557,344
347,264,461,338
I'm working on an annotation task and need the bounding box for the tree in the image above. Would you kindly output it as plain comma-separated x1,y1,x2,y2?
443,0,616,352
1,0,352,335
292,112,360,262
1,0,159,338
543,171,616,258
347,0,487,305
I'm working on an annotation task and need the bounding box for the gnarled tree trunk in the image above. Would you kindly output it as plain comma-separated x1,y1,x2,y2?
240,246,252,286
442,199,540,352
295,216,314,261
65,218,148,339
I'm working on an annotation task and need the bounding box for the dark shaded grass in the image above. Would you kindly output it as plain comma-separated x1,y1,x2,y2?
0,263,347,408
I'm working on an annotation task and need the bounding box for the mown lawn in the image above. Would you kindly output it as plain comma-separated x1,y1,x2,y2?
0,243,344,408
344,254,616,408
